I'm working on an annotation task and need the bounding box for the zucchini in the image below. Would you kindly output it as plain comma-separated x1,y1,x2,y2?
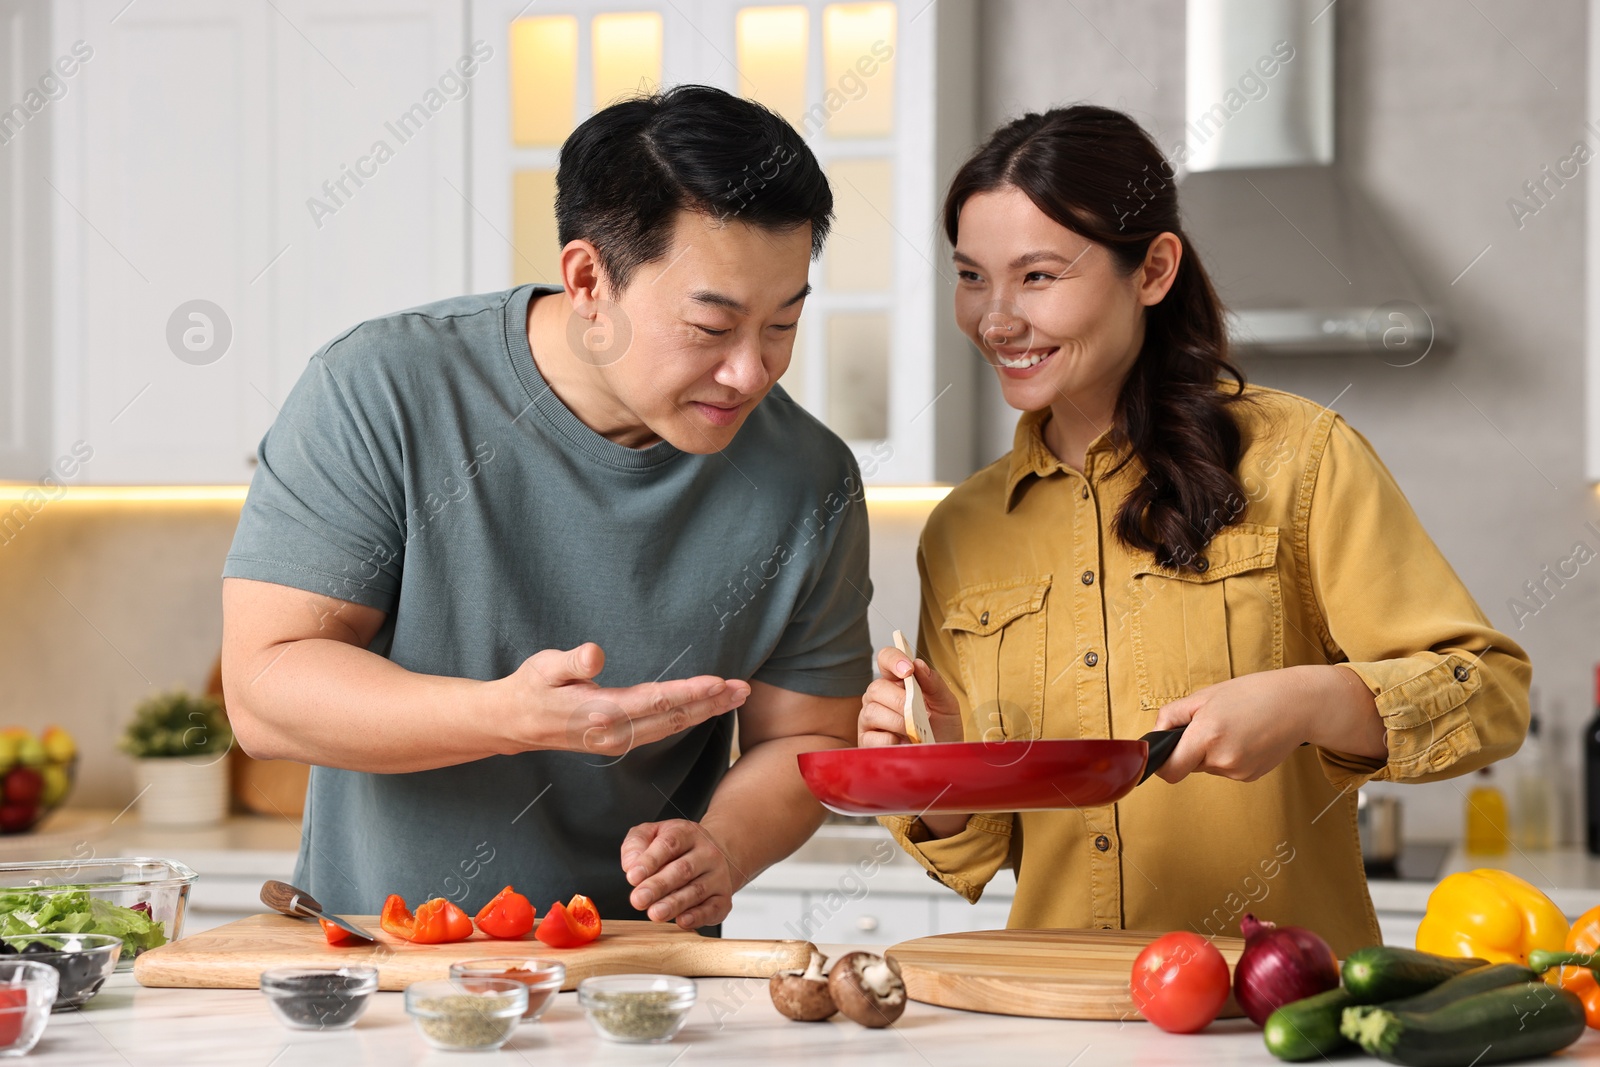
1341,946,1487,1002
1355,982,1586,1066
1341,962,1537,1041
1262,986,1359,1061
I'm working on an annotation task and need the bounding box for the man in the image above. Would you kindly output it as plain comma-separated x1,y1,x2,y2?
221,85,870,930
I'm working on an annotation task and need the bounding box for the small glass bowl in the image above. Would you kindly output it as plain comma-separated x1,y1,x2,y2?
0,934,121,1011
0,960,57,1057
260,966,379,1031
577,974,696,1044
448,958,564,1021
405,978,526,1051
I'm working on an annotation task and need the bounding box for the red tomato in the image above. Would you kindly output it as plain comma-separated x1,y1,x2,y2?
1130,932,1231,1033
475,886,536,940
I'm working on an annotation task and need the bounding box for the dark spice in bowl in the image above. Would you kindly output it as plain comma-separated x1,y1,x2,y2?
260,967,378,1030
0,935,121,1010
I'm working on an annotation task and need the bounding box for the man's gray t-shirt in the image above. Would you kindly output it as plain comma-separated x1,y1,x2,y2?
224,284,872,917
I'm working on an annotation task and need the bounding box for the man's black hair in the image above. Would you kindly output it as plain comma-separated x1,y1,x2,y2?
555,84,833,291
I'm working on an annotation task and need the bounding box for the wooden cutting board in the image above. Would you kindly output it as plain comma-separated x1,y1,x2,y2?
887,928,1247,1020
134,914,817,991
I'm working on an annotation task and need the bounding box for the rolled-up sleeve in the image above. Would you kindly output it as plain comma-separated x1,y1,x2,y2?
878,540,1016,902
1301,417,1531,787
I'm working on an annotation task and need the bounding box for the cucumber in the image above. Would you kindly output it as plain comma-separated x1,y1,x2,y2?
1341,946,1487,1002
1355,982,1586,1066
1262,987,1359,1061
1341,962,1537,1041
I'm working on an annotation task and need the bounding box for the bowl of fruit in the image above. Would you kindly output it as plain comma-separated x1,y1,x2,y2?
0,728,77,835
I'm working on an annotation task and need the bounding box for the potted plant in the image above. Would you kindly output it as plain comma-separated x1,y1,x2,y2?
118,689,233,827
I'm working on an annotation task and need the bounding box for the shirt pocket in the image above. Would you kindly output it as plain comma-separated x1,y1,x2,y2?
1128,523,1284,710
941,576,1052,742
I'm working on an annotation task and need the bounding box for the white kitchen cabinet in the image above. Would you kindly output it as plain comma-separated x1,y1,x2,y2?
22,0,468,484
801,891,935,946
0,1,56,479
467,0,979,483
723,888,807,940
933,895,1013,936
14,0,980,484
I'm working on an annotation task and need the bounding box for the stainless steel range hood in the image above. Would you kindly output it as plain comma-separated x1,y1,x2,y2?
1179,0,1452,358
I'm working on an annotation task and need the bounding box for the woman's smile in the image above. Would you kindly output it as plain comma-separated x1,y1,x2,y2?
992,346,1059,375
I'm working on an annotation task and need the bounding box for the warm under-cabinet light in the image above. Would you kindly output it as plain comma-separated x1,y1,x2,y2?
0,484,950,506
0,485,250,504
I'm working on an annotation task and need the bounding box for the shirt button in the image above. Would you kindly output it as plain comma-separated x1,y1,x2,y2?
1080,570,1095,585
980,611,990,626
1194,557,1209,573
1082,486,1089,499
1094,835,1110,852
1084,651,1098,667
1453,665,1470,682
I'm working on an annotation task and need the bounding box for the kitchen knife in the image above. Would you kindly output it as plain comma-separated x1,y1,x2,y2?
260,880,377,943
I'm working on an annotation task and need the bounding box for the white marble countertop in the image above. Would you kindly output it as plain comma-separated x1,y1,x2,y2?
44,951,1600,1067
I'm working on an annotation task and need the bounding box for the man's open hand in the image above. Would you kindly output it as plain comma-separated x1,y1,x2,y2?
500,643,748,757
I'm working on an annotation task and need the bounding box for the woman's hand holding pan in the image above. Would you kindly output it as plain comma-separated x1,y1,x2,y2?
857,643,964,747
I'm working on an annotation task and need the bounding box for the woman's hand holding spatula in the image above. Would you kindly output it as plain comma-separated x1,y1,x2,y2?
856,634,964,747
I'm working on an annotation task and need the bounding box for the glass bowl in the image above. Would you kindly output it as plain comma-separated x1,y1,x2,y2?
404,978,526,1051
0,858,196,970
260,966,379,1031
448,958,565,1021
0,960,57,1056
577,974,696,1044
0,934,120,1010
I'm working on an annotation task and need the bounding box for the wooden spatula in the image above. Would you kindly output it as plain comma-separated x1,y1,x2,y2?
892,630,933,744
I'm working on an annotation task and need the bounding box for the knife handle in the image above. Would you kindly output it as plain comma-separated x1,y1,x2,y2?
261,879,320,919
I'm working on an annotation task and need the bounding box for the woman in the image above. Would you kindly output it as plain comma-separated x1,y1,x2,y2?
858,106,1529,956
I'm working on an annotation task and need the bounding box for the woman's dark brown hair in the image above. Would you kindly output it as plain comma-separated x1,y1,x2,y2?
944,104,1248,571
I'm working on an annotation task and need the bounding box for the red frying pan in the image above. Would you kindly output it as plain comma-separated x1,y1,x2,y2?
797,727,1186,817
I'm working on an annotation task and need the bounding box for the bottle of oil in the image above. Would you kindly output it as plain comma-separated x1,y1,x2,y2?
1465,765,1510,856
1513,697,1556,851
1587,666,1600,853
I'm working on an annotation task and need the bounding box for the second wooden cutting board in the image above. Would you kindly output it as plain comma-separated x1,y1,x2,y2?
886,928,1247,1020
134,914,817,991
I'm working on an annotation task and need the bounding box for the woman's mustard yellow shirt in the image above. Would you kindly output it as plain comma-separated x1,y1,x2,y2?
882,385,1530,956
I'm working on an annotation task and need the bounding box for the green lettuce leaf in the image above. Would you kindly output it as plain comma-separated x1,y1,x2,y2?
0,889,168,952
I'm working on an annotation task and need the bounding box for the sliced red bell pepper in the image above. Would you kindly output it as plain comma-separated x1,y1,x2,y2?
380,893,413,940
319,918,361,946
535,894,602,948
475,885,536,940
380,893,473,944
0,988,23,1046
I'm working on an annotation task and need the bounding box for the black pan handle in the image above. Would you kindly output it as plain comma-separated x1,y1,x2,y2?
1137,725,1186,784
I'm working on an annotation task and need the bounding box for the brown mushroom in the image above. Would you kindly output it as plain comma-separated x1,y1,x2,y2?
827,951,906,1028
770,950,837,1021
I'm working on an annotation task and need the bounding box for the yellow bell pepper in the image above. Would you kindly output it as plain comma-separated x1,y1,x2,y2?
1415,868,1568,965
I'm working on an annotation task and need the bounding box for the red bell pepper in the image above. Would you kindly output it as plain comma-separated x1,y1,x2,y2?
535,894,602,948
0,988,24,1046
380,893,473,944
475,885,536,940
319,918,361,947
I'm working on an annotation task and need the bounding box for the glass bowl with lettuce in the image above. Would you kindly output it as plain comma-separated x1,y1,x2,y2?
0,858,195,970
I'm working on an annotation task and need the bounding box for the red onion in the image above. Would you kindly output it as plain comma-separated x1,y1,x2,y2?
1233,913,1339,1025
